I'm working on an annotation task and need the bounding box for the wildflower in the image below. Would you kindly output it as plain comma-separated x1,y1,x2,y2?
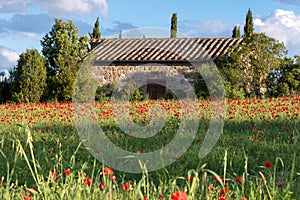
214,175,224,183
219,197,227,200
136,147,142,153
264,160,272,169
138,196,148,200
171,191,188,200
83,178,92,186
276,182,283,188
122,182,131,191
99,183,105,190
235,176,243,185
241,198,247,200
159,194,164,200
110,175,116,182
28,188,36,195
220,186,228,197
103,167,114,176
186,176,193,183
23,196,32,200
64,169,71,176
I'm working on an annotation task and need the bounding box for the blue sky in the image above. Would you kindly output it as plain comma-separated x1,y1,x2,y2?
0,0,300,72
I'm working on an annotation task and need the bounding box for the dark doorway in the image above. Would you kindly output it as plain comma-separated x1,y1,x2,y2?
147,83,166,99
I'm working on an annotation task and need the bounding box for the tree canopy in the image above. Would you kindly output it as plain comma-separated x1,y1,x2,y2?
219,33,287,97
41,19,89,101
11,49,47,102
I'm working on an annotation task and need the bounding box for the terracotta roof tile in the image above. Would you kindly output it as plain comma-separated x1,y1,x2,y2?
90,38,242,62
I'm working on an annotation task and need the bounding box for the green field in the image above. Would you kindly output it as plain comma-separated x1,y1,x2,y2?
0,96,299,200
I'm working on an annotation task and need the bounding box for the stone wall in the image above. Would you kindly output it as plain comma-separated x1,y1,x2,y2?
92,62,198,96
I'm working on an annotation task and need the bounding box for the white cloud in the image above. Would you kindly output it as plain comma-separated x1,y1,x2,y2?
0,0,29,13
0,48,18,64
179,20,232,38
0,0,108,16
254,9,300,56
0,46,19,71
272,0,300,6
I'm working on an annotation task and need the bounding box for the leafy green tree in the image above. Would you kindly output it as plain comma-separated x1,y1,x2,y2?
11,49,47,102
219,33,287,97
170,13,177,38
267,56,300,96
89,17,101,39
232,26,241,38
41,19,89,101
244,8,254,39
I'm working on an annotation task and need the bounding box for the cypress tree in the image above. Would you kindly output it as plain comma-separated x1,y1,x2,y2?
244,8,254,39
170,13,177,38
90,17,101,39
232,26,241,38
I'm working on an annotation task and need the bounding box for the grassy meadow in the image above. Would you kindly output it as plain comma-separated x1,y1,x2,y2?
0,96,299,199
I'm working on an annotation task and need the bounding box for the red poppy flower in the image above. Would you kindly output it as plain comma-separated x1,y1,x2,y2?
83,177,92,186
28,188,36,195
122,182,131,191
103,167,114,176
51,171,57,180
264,160,272,169
219,197,227,200
276,182,283,188
235,176,243,185
99,183,105,190
171,191,188,200
64,169,71,176
23,196,32,200
220,186,228,196
159,194,164,200
186,176,193,183
110,175,116,182
214,175,224,182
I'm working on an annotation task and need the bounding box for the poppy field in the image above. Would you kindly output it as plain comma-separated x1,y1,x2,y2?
0,96,299,200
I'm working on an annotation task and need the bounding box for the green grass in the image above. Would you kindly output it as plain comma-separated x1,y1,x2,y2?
0,96,299,199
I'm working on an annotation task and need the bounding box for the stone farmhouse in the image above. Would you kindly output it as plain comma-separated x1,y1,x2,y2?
89,38,242,99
